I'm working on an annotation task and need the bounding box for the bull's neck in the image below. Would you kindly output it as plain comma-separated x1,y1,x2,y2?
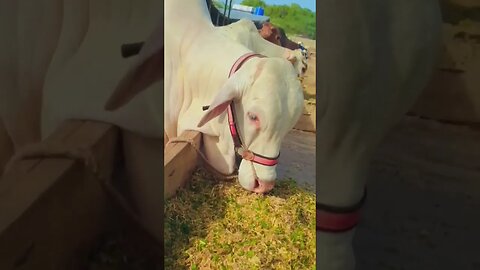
184,32,253,102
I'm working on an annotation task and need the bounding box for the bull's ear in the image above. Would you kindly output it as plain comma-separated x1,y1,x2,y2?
197,69,249,128
287,54,297,64
104,22,164,111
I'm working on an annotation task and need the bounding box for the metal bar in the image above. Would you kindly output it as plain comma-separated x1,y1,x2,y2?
227,0,233,20
222,0,228,25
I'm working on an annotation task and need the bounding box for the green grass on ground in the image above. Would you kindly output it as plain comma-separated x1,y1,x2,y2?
165,168,316,270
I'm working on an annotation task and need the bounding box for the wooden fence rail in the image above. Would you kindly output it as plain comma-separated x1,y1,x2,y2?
0,120,119,269
0,120,204,269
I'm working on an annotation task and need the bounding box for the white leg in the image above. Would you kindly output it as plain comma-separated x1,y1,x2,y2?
315,133,371,270
317,230,356,270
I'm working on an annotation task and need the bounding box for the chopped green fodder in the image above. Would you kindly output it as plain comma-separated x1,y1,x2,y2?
165,168,316,270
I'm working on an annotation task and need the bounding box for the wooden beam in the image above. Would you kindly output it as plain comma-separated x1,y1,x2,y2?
0,120,119,270
164,130,202,198
294,103,316,132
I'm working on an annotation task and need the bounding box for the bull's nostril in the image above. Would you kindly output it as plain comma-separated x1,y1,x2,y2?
252,179,276,194
253,179,260,189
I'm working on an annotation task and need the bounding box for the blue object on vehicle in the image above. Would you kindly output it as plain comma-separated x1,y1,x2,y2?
254,7,264,16
227,10,270,27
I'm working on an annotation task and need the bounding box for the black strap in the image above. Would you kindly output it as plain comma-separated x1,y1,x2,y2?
316,188,367,214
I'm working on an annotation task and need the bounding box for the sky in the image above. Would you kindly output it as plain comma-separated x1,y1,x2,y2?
233,0,315,12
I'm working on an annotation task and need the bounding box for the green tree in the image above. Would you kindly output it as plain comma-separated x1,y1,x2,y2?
241,0,316,39
240,0,267,8
213,0,226,11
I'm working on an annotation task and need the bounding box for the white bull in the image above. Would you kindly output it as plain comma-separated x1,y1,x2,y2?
0,0,166,240
217,19,308,77
316,0,442,269
106,0,304,194
0,0,303,240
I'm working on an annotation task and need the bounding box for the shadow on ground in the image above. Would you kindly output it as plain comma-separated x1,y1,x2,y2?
355,116,480,270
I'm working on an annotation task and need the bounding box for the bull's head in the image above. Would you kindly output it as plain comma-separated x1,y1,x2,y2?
195,56,304,193
259,22,282,46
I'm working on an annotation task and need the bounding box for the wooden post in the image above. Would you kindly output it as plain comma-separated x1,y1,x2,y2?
164,130,202,199
0,120,119,270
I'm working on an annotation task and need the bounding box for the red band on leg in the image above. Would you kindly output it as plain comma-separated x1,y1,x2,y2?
316,209,361,233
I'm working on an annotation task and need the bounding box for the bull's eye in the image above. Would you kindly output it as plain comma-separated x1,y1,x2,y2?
247,112,258,122
247,112,261,129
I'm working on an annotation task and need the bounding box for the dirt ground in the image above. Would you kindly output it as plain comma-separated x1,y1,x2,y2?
279,114,480,270
356,116,480,270
279,36,480,270
277,129,316,191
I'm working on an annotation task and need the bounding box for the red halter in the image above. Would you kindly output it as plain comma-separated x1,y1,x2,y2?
227,52,280,167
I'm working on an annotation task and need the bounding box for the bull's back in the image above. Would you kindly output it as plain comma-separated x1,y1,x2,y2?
217,19,286,57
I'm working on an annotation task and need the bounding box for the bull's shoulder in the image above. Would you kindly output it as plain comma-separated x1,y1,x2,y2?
226,18,258,33
236,19,258,30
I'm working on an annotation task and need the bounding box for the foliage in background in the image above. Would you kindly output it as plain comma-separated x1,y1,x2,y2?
213,0,226,11
241,0,316,39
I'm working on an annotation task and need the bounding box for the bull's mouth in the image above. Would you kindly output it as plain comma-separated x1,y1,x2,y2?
251,179,276,194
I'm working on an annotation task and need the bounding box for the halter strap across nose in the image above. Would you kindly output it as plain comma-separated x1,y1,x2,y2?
227,103,280,167
226,52,280,167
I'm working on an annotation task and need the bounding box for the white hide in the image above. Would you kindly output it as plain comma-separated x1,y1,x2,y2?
316,0,442,269
42,1,164,139
0,0,165,240
0,0,302,241
163,1,304,192
216,19,308,77
104,0,304,192
0,0,164,147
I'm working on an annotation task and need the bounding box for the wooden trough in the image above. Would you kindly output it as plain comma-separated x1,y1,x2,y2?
0,115,311,268
0,120,202,269
0,121,119,269
164,130,202,198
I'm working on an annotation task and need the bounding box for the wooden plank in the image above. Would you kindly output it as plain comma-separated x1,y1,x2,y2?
164,130,202,198
294,102,316,132
0,120,119,270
